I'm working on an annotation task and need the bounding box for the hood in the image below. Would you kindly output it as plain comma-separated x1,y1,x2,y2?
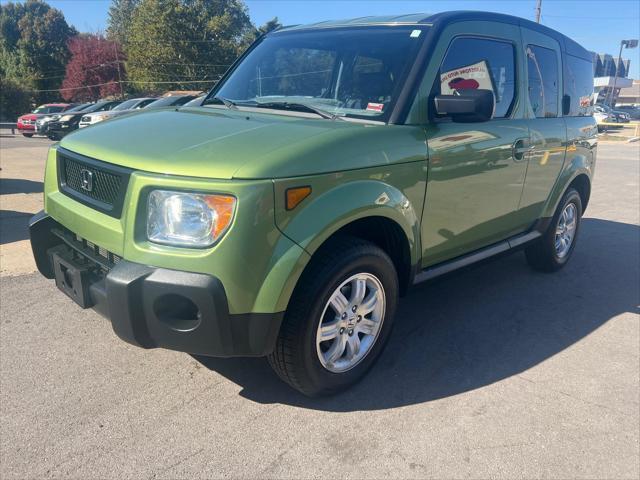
58,107,413,180
19,114,39,121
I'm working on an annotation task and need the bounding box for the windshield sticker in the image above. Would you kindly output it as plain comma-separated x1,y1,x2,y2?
410,30,421,38
440,60,494,95
366,103,385,112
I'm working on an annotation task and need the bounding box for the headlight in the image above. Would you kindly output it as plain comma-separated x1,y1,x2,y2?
147,190,236,248
60,114,75,121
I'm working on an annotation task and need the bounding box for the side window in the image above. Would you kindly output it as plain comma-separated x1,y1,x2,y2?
437,37,516,118
563,54,594,116
527,45,559,118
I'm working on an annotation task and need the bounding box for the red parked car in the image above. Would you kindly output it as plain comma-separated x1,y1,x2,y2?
17,104,74,137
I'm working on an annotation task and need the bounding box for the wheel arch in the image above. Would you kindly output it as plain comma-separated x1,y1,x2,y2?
310,215,414,296
542,159,593,218
567,173,591,213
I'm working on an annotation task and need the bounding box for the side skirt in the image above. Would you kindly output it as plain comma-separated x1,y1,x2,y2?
412,218,551,285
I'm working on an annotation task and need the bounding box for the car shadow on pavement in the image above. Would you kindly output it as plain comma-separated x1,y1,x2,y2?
0,210,33,244
0,178,44,195
194,218,639,411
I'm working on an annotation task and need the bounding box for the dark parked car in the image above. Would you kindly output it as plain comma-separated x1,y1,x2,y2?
615,105,640,120
46,100,121,140
36,103,93,136
595,105,630,123
144,94,199,109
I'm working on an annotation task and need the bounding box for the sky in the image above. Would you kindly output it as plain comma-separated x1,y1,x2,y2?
4,0,640,78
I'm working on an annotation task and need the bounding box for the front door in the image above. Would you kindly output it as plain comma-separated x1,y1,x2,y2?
416,22,531,267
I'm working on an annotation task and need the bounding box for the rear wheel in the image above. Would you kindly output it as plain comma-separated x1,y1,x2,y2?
525,188,582,272
268,236,398,396
22,133,33,138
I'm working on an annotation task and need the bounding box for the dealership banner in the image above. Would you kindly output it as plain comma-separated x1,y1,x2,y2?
440,60,494,95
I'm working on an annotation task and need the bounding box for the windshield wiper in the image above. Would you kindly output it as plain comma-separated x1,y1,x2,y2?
253,101,342,120
210,96,238,110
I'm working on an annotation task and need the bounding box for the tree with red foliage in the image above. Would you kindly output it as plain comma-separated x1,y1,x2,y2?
60,34,125,102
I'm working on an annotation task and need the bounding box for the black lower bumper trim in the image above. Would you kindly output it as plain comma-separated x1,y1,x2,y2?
29,211,283,357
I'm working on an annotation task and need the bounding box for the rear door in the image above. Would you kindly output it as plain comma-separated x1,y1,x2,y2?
518,28,567,221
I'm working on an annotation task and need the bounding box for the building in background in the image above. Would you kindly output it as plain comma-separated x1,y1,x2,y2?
617,80,640,106
591,51,633,106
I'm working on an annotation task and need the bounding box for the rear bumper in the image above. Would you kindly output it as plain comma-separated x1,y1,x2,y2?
29,211,283,357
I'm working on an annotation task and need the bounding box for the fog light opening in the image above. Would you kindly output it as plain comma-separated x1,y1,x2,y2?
153,294,201,332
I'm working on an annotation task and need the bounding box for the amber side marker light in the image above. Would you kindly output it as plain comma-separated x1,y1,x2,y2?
286,186,312,210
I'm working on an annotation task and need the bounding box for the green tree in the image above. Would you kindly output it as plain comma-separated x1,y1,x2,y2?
124,0,254,91
256,17,282,38
0,77,31,120
0,0,75,103
106,0,140,45
240,16,282,50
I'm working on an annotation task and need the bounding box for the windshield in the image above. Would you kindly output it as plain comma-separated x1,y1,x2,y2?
33,105,65,114
67,103,93,113
112,99,140,111
146,96,194,108
205,26,427,121
83,101,117,113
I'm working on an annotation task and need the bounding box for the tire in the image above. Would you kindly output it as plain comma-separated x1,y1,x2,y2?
22,133,33,138
268,236,399,396
525,188,582,272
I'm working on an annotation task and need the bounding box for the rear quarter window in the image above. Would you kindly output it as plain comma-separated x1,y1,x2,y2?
563,54,594,116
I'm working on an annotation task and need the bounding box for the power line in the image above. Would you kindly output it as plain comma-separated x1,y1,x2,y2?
25,61,232,80
542,14,638,20
29,79,219,93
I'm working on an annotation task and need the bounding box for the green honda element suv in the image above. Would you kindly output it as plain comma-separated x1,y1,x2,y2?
30,12,597,396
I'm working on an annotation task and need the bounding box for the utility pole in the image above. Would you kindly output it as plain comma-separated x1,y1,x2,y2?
607,39,639,107
114,42,124,100
535,0,542,23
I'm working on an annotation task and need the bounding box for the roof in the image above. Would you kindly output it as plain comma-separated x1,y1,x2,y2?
280,13,433,30
277,11,590,60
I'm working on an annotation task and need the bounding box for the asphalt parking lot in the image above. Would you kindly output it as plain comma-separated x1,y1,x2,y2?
1,134,638,479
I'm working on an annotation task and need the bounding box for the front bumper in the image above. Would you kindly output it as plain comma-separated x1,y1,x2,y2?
29,211,283,357
47,121,75,137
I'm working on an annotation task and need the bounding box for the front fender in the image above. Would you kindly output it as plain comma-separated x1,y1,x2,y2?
274,162,426,265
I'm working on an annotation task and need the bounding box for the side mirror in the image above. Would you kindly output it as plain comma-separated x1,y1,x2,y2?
434,89,495,122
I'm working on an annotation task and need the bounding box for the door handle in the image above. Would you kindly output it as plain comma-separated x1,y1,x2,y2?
512,138,534,161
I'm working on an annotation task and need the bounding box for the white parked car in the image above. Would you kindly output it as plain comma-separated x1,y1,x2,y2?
79,97,156,128
594,111,614,131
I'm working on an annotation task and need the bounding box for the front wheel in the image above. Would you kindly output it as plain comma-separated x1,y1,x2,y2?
22,133,34,138
525,188,583,272
268,236,398,396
